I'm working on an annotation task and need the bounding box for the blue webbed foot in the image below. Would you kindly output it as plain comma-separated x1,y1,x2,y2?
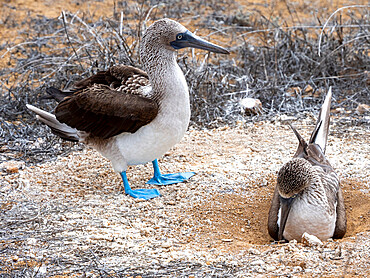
125,188,161,200
146,159,195,185
120,171,161,200
147,172,195,185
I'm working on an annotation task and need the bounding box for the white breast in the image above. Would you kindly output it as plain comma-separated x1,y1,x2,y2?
99,63,190,173
280,188,337,241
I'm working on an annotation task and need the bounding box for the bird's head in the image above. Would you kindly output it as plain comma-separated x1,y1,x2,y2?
277,158,314,198
142,18,229,55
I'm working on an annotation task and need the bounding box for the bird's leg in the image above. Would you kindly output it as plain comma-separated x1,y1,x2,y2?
120,171,160,200
146,159,195,185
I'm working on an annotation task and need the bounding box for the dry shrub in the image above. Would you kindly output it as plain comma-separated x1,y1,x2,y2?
0,2,369,164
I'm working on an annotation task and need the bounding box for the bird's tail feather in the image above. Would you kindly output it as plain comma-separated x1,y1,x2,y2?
309,87,332,153
26,104,79,142
45,87,73,102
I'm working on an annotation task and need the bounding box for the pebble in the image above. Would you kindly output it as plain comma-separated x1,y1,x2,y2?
248,248,261,255
250,259,265,266
304,84,314,94
264,265,276,272
356,103,370,114
301,232,323,247
278,115,297,122
0,160,25,173
162,241,172,248
239,97,263,115
33,266,47,275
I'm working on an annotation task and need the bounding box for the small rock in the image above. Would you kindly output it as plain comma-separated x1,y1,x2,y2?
229,260,239,267
356,103,370,114
248,248,261,255
332,107,345,114
287,87,301,96
221,238,233,242
264,265,276,272
304,85,314,94
292,266,303,273
301,232,323,247
239,97,263,115
162,241,172,248
34,265,47,275
250,259,265,266
0,160,25,174
278,114,297,122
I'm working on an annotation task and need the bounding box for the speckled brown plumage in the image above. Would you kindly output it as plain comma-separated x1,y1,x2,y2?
47,65,157,139
71,65,149,92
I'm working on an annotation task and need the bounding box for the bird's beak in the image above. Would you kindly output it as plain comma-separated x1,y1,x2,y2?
170,30,230,54
278,196,295,241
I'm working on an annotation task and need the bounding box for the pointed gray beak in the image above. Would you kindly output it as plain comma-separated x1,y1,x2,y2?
170,30,230,54
278,196,295,241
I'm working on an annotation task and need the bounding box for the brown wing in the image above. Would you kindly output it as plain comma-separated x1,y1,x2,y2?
55,84,158,139
46,65,150,102
267,186,280,241
333,186,347,239
71,65,149,92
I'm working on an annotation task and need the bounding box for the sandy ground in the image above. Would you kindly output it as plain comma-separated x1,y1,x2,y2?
1,120,369,276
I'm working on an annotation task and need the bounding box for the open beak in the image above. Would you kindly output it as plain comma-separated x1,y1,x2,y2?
278,196,295,241
170,30,230,54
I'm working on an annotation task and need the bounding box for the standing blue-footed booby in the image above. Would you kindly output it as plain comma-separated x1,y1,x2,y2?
27,18,229,200
268,87,347,242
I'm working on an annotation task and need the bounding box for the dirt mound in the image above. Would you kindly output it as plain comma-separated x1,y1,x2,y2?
188,176,370,252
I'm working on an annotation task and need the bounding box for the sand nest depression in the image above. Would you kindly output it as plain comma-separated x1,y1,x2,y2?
1,120,369,277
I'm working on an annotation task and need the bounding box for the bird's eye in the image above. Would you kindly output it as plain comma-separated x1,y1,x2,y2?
177,34,183,40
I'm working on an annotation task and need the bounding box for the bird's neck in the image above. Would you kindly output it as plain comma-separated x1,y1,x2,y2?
140,44,190,138
141,47,189,105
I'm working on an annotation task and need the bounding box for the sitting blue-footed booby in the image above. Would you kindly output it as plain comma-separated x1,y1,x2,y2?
268,87,346,242
27,18,229,200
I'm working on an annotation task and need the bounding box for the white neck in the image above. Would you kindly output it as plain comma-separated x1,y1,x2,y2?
141,46,189,113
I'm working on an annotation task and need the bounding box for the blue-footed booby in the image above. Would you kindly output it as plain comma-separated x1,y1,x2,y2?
268,87,347,242
27,18,229,200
